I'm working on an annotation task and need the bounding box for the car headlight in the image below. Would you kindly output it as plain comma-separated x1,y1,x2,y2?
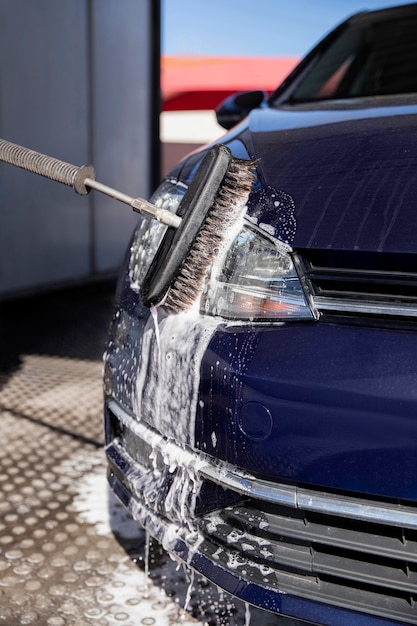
129,177,316,322
201,222,317,321
129,179,186,290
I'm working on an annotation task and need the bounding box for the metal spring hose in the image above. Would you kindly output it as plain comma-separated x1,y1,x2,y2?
0,138,95,194
0,137,181,226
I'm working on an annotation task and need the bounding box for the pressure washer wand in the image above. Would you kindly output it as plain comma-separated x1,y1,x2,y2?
0,138,180,228
0,137,255,313
83,178,181,228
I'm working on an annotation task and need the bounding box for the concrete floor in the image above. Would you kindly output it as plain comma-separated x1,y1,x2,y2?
0,281,308,626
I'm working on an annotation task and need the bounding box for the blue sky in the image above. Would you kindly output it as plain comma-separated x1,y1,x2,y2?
162,0,409,57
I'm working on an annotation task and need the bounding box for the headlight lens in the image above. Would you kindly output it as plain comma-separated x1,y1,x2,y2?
129,178,315,322
129,180,186,290
200,222,315,321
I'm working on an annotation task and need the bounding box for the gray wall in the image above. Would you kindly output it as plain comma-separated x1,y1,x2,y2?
0,0,157,297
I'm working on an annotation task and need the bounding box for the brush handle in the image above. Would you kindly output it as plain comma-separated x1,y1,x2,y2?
0,138,95,194
0,137,182,228
85,177,181,228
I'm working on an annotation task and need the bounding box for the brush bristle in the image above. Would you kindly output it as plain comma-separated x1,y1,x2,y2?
163,157,256,313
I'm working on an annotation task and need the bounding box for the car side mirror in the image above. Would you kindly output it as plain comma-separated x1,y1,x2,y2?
215,90,268,130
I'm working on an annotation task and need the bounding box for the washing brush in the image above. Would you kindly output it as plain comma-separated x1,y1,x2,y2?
0,138,255,313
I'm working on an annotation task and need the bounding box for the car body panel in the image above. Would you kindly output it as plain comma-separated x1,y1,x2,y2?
197,322,417,500
249,100,417,254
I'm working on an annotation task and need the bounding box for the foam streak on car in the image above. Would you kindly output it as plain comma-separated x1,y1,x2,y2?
104,4,417,624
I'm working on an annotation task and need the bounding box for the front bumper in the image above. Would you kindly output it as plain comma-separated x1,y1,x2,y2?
105,399,417,626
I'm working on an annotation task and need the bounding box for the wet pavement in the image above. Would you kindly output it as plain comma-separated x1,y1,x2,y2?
0,281,307,626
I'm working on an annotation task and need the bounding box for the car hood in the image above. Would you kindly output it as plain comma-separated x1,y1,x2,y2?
248,97,417,255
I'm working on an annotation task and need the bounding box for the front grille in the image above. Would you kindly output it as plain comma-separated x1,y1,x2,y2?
296,249,417,318
107,401,417,623
198,497,417,624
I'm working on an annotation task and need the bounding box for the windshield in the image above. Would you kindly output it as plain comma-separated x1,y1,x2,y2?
290,13,417,102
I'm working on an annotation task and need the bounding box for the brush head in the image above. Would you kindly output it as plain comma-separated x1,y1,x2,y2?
140,144,256,313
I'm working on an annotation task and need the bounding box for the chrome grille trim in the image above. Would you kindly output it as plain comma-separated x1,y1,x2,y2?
313,295,417,317
108,400,417,529
296,251,417,319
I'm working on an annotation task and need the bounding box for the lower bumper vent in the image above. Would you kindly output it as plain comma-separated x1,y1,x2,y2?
197,500,417,624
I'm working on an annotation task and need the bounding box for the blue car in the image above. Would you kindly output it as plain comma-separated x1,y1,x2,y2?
104,4,417,624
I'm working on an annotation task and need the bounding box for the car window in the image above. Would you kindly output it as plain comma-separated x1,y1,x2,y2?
290,13,417,102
